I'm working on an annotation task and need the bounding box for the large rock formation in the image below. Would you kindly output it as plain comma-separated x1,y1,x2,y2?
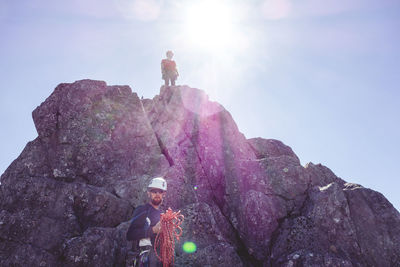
1,79,399,266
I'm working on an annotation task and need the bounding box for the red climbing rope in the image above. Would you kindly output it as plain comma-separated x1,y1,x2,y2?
154,208,184,267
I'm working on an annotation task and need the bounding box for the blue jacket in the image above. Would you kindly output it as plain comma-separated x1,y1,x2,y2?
126,203,162,245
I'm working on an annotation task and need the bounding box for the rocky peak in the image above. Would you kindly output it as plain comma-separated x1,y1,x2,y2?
1,79,399,266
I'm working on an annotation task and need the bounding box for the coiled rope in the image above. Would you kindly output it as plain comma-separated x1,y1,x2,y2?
154,208,184,267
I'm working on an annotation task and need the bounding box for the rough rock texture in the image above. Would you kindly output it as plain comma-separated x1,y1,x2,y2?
1,79,399,266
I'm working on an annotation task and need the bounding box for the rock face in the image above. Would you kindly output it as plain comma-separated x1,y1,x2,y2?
1,79,399,266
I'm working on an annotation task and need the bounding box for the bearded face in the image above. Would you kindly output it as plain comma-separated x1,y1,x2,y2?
148,188,165,206
151,197,162,206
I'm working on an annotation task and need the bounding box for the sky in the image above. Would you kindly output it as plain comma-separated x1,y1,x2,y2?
0,0,399,211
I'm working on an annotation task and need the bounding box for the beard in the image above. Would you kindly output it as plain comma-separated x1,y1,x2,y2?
151,198,162,206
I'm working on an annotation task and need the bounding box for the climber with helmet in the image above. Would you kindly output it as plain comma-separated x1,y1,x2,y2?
161,50,179,86
126,177,167,267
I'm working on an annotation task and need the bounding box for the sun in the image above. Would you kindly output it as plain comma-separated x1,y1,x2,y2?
182,0,238,51
171,0,251,100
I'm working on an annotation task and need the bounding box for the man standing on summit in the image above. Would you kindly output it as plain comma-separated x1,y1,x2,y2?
161,50,179,86
126,177,167,267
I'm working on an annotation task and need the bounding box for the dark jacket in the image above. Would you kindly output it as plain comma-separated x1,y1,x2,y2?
126,203,162,246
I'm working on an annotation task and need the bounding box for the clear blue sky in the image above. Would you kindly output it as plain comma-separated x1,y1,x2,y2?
1,0,399,211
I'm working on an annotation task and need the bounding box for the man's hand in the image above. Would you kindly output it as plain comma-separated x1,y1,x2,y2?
152,221,162,234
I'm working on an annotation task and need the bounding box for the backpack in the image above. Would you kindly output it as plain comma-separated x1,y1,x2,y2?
161,59,176,71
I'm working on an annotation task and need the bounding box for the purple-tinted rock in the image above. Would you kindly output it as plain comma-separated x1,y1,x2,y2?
31,79,168,191
1,80,399,266
176,242,243,267
248,138,300,163
305,162,346,187
343,184,400,266
62,227,118,266
175,202,241,266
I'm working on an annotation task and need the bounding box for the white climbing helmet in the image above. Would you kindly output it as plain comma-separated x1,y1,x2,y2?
148,177,167,191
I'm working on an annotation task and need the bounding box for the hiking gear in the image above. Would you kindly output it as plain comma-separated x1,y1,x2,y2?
126,204,161,244
161,59,176,72
133,247,150,267
161,56,178,87
154,208,184,267
127,203,164,267
139,236,151,247
148,177,167,191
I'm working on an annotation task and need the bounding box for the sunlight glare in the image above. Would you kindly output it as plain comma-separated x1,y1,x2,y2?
183,1,237,50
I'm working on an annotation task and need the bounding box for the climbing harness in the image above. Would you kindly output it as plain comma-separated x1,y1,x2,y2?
133,247,151,267
154,208,184,267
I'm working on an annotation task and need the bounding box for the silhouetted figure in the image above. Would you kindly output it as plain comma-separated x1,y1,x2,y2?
161,50,179,86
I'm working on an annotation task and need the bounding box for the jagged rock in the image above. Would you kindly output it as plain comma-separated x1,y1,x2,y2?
269,182,362,265
175,202,242,266
343,184,400,266
248,138,300,162
62,227,117,266
305,162,346,187
176,242,243,267
1,80,399,266
31,80,168,204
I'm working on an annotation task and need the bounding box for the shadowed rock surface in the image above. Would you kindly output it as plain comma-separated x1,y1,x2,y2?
1,79,399,266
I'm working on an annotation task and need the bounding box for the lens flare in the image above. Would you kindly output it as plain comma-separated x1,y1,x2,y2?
180,0,248,53
193,185,198,190
182,241,197,253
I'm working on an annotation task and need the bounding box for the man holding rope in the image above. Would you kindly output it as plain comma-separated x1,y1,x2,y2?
127,177,167,267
